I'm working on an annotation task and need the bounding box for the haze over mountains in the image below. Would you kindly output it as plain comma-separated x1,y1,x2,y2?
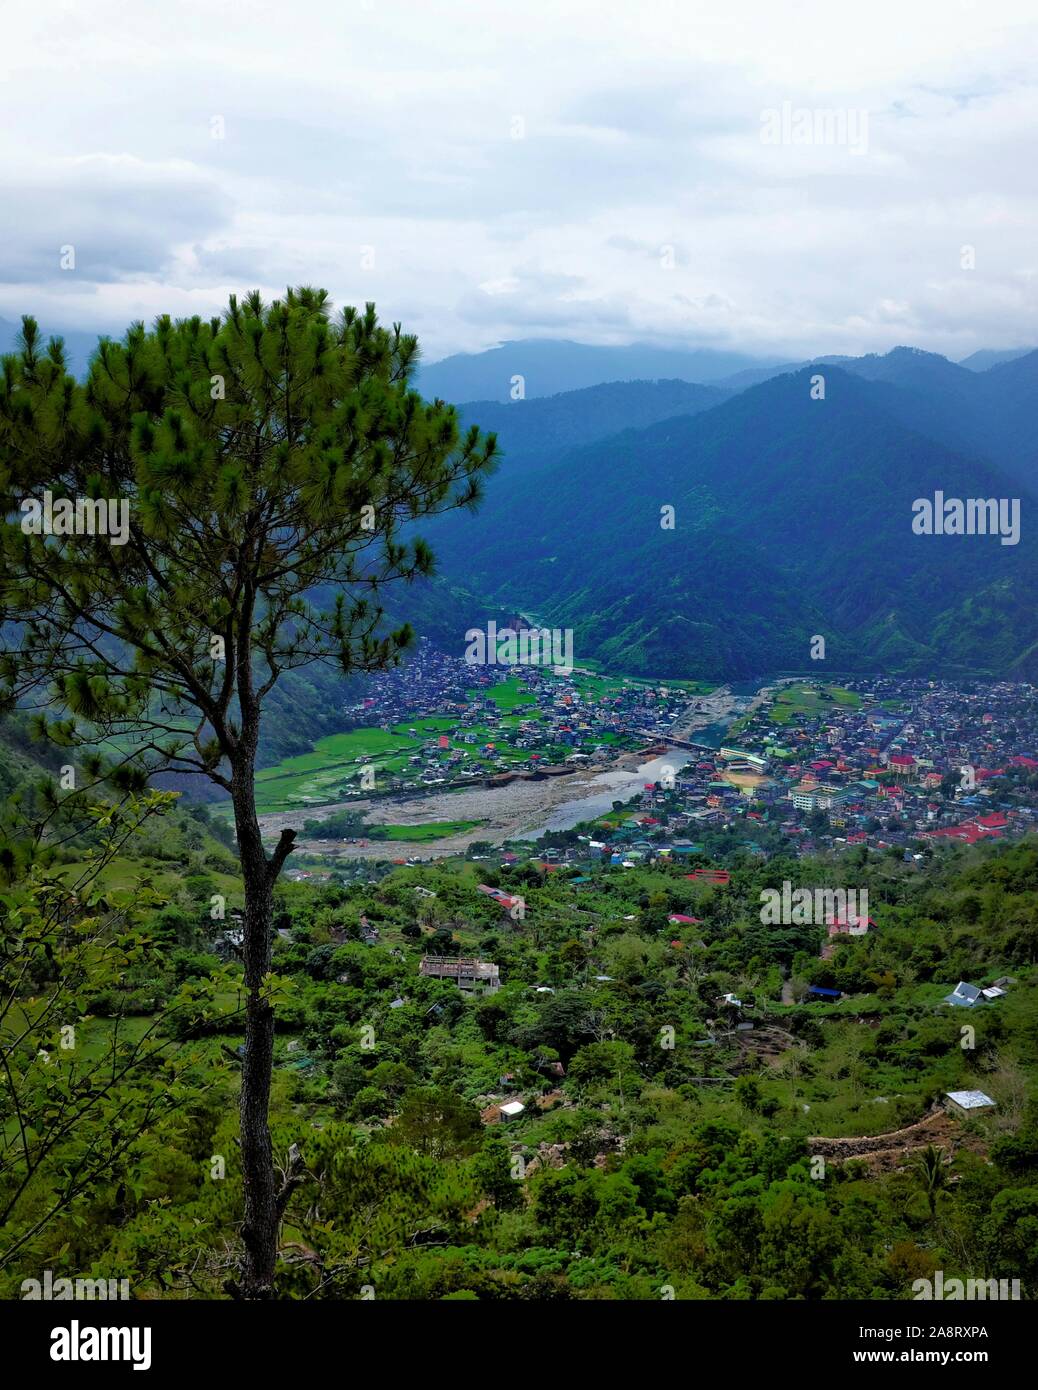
416,339,785,402
418,343,1038,681
5,311,1037,685
704,347,1038,488
455,379,732,477
957,348,1034,373
416,335,1035,403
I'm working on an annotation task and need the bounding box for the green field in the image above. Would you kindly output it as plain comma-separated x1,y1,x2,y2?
480,677,538,710
245,730,416,812
768,684,861,726
569,664,716,698
234,694,554,815
57,854,242,904
380,820,481,841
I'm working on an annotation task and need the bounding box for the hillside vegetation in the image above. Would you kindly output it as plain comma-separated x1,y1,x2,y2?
4,761,1037,1300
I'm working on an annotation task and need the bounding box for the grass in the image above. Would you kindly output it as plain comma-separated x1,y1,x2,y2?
479,677,538,711
246,730,425,812
573,660,716,694
379,821,481,842
56,855,242,904
768,684,861,726
4,1004,158,1065
390,717,456,735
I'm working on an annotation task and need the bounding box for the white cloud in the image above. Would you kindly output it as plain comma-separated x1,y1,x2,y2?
1,0,1037,359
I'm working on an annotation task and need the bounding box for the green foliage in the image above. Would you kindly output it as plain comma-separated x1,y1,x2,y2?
380,1086,483,1160
0,796,236,1277
0,291,498,787
3,797,1038,1300
0,290,498,1296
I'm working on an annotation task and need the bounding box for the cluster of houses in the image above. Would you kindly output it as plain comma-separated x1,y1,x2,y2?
305,662,1038,878
339,638,703,792
385,678,1038,893
604,677,1038,862
774,679,1037,855
344,638,499,727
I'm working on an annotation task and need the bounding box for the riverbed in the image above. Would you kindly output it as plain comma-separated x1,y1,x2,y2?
260,675,792,860
515,749,696,837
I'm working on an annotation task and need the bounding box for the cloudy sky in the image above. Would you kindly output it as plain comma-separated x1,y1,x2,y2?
2,0,1037,363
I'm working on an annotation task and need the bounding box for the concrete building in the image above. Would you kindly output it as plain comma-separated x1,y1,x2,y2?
945,1089,996,1117
419,956,501,994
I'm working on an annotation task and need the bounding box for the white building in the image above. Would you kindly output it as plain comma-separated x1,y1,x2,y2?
945,1089,996,1117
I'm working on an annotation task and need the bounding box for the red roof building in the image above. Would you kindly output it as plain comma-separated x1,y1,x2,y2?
924,811,1008,843
825,911,874,936
887,754,916,779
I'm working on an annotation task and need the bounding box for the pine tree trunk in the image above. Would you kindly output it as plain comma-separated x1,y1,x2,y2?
232,770,279,1298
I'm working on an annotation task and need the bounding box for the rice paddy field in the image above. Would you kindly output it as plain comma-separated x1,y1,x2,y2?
568,665,716,700
211,669,708,818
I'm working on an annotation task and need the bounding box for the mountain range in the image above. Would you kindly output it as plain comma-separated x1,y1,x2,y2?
416,334,1035,403
416,338,784,402
6,312,1037,684
456,378,731,477
418,346,1038,680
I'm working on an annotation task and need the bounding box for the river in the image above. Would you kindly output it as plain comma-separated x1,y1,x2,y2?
272,672,790,856
518,675,788,835
517,749,698,837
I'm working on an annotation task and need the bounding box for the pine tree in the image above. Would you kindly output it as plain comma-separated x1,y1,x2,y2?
0,289,496,1296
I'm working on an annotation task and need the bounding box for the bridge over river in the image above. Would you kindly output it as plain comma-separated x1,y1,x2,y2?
635,732,716,752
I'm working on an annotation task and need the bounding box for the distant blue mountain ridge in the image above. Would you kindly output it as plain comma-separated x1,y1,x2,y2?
6,313,1038,680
